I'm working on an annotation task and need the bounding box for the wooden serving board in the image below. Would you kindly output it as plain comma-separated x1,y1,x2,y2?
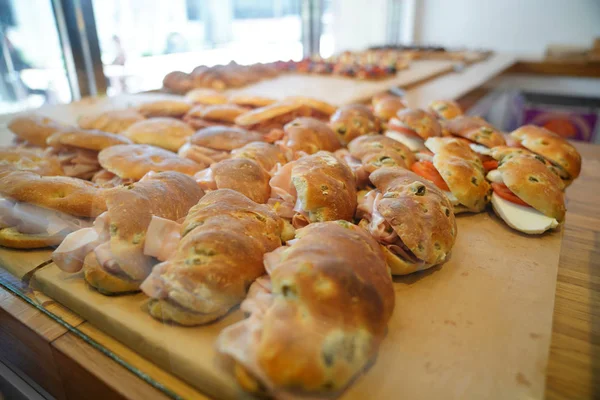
225,60,456,105
33,211,562,400
0,247,52,280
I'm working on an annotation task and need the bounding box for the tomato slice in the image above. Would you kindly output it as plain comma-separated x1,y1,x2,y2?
483,160,499,172
411,161,450,191
491,183,531,207
388,121,421,138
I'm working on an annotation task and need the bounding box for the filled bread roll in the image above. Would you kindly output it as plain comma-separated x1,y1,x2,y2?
428,100,463,120
0,170,106,249
137,99,192,118
420,137,492,213
285,96,337,120
278,117,341,159
141,189,283,325
230,142,287,173
53,171,204,294
509,125,581,186
385,108,442,151
358,167,457,275
372,94,407,122
178,126,265,166
342,135,415,188
442,115,505,155
486,153,565,234
78,109,145,134
329,104,381,146
217,221,394,397
235,101,312,137
122,118,195,152
228,94,275,109
183,104,248,130
8,115,69,147
268,151,357,228
185,88,228,105
0,146,63,176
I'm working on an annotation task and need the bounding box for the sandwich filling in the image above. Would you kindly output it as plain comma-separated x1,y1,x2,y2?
267,162,311,228
48,147,101,179
178,142,230,166
385,119,425,151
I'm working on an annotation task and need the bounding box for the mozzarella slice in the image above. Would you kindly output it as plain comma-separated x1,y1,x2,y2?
470,143,492,155
486,169,503,183
385,130,425,151
491,192,558,234
443,191,460,206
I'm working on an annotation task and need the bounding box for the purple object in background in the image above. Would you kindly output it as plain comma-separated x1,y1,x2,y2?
522,106,598,142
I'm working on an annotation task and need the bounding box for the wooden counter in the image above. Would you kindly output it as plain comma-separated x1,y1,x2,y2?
1,54,599,399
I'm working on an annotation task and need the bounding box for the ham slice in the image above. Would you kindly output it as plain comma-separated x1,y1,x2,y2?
268,162,296,204
143,215,182,261
53,212,109,272
178,143,227,166
0,198,18,229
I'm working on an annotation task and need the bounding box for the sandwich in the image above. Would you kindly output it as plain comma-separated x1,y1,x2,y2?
141,189,283,325
413,137,491,213
441,115,506,156
428,100,463,120
8,115,69,147
53,171,204,294
162,71,193,94
0,146,63,176
277,117,341,159
329,104,381,146
372,94,407,122
385,108,442,151
228,94,275,109
217,220,394,397
509,125,581,186
234,101,312,137
185,88,229,105
0,169,106,249
486,152,565,234
78,109,145,134
96,144,203,186
268,151,356,228
46,127,133,180
137,99,192,118
230,142,287,173
122,117,195,152
183,104,248,130
178,126,266,165
357,167,457,275
285,96,337,120
342,135,415,188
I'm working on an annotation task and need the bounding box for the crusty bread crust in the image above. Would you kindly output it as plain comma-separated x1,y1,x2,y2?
394,108,442,139
0,227,64,249
442,115,505,148
8,115,68,147
228,94,275,108
185,88,228,105
348,134,415,172
231,142,287,172
0,146,63,176
188,126,265,150
98,144,203,180
210,158,271,203
428,100,463,120
329,104,381,145
235,102,306,126
123,118,195,152
78,109,145,134
281,117,341,155
137,100,192,118
372,95,407,121
47,127,132,151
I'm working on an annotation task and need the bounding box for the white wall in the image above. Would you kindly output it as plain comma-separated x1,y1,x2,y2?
331,0,389,52
413,0,600,56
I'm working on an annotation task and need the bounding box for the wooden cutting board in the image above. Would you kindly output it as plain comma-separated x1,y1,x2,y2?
225,60,456,105
33,210,562,400
0,247,52,280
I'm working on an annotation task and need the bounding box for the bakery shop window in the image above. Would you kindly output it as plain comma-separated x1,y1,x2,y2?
92,0,302,95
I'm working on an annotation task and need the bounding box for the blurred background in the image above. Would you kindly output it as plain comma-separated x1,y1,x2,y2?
1,0,599,140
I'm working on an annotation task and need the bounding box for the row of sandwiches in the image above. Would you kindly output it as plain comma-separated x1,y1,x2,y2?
0,92,580,398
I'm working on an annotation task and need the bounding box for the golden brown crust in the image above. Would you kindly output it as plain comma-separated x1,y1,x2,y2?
137,100,192,118
210,159,271,203
0,227,64,249
426,137,491,212
123,117,194,152
394,108,443,139
0,146,63,176
188,126,265,150
329,104,381,145
291,152,357,223
372,95,406,121
490,145,536,161
0,170,106,217
231,142,287,172
228,94,275,108
499,154,566,221
428,100,463,120
83,253,141,295
185,88,229,105
285,96,337,117
218,221,394,394
142,189,282,324
103,171,204,281
235,102,307,126
185,104,247,123
348,135,416,172
370,167,457,267
47,128,132,151
98,144,203,180
8,115,69,147
78,109,145,134
510,125,581,182
281,117,341,155
442,116,505,148
162,71,193,94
